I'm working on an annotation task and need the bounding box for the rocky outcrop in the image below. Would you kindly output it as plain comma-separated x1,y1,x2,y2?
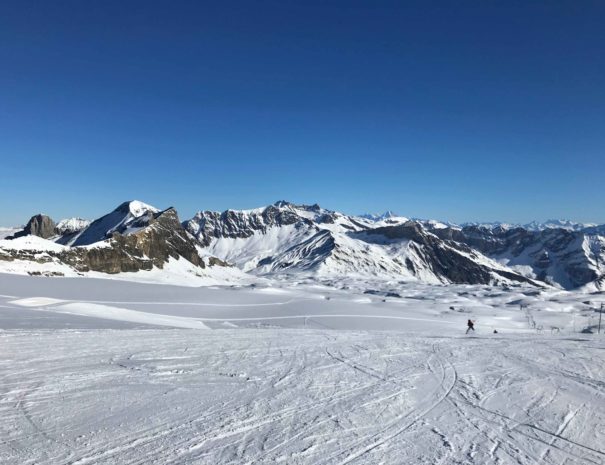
10,215,91,243
367,221,427,242
3,203,230,276
61,208,205,273
10,214,56,239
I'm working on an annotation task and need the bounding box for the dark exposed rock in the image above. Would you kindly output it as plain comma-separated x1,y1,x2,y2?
62,208,204,273
9,216,91,244
368,221,427,242
1,206,230,275
10,214,56,239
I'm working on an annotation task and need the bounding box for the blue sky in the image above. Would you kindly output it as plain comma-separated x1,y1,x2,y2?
1,1,604,226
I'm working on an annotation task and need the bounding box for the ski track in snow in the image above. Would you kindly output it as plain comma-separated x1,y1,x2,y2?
1,330,604,465
1,274,605,464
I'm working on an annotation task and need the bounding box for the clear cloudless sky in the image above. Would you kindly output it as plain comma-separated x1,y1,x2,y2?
1,0,604,226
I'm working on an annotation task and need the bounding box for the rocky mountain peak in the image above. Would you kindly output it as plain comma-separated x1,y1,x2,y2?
360,211,398,221
1,204,224,276
10,214,56,240
68,200,160,247
185,203,324,246
272,200,321,211
114,200,159,217
55,218,91,235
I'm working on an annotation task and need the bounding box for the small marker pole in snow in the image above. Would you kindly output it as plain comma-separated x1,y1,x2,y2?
598,303,603,334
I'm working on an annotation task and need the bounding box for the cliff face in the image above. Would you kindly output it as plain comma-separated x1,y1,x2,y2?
61,208,205,273
10,214,56,240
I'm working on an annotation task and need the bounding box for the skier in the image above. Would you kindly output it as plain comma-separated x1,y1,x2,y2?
466,319,475,334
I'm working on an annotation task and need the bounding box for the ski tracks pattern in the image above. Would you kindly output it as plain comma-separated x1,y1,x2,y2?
1,329,604,464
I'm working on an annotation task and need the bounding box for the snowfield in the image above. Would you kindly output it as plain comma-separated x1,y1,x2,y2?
1,274,604,464
2,330,604,465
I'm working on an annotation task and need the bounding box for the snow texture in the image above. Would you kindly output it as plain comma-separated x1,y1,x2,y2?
1,273,605,464
0,227,19,239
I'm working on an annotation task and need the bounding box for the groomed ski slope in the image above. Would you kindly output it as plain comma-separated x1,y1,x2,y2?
1,274,604,464
2,330,604,465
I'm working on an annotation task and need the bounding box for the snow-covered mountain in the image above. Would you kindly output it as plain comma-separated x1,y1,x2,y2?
525,219,597,231
429,224,605,290
359,211,399,221
3,199,603,290
63,200,159,246
461,219,598,232
0,201,230,280
9,215,91,243
186,201,539,287
55,218,91,235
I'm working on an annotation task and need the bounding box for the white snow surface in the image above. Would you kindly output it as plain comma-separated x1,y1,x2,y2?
55,217,91,234
1,273,605,464
0,227,19,239
86,257,256,287
0,235,67,253
128,200,159,217
207,224,316,272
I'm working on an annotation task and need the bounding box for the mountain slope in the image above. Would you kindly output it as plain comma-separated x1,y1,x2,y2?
68,200,159,246
1,202,231,279
4,199,601,289
187,202,540,287
430,224,605,289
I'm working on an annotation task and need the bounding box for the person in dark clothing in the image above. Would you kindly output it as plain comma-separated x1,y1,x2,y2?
466,319,475,334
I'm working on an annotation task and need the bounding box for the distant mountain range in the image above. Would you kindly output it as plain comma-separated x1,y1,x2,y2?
1,200,603,291
361,212,601,233
460,219,601,232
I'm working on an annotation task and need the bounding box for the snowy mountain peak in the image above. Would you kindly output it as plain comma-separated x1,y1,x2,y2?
359,211,398,221
185,203,541,287
3,198,603,290
530,219,597,231
461,219,598,232
67,200,161,247
272,200,324,214
114,200,160,217
55,218,91,235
